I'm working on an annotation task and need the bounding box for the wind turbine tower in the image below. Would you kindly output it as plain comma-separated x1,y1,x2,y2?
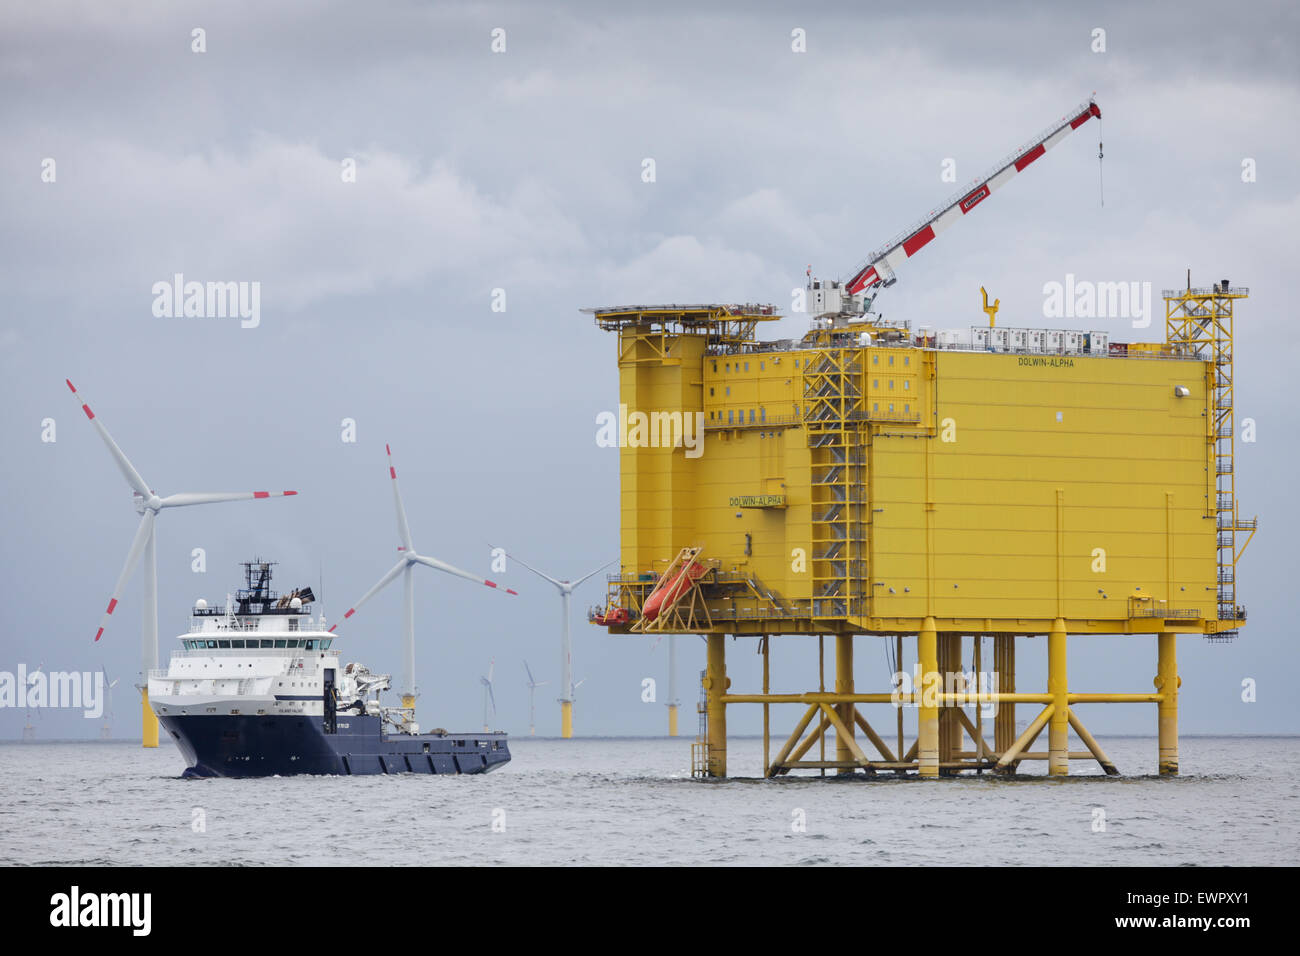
330,445,516,727
68,380,297,747
667,635,680,737
523,660,547,736
480,658,496,733
493,549,611,739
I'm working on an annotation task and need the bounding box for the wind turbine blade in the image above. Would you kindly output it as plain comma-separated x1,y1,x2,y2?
386,445,415,553
66,379,151,499
523,659,535,684
412,554,517,595
328,558,406,633
94,510,155,642
487,682,496,714
489,545,563,589
160,490,298,508
571,559,617,590
488,658,495,682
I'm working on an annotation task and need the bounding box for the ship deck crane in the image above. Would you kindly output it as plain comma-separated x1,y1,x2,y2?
810,96,1101,317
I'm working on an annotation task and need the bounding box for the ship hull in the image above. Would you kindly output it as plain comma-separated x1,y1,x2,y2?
158,713,510,778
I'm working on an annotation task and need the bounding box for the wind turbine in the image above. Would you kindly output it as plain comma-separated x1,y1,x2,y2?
101,666,120,740
650,634,682,737
480,658,496,732
523,660,548,736
67,379,298,747
491,548,612,739
22,662,43,742
329,445,516,722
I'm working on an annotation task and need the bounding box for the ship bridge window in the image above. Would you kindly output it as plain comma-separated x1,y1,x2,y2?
305,639,318,650
206,640,218,649
274,640,287,648
322,639,332,650
230,640,245,648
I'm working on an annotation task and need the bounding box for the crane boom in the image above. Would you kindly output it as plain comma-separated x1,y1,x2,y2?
843,98,1101,297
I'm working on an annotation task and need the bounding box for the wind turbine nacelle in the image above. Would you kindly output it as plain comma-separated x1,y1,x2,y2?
808,278,868,319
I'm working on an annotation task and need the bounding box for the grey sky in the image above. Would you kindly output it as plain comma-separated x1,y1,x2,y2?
2,1,1297,740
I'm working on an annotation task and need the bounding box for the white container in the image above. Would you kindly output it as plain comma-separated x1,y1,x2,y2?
971,327,990,349
1026,329,1044,352
1088,331,1109,354
1064,331,1082,353
1008,329,1028,350
1046,330,1064,353
989,328,1009,351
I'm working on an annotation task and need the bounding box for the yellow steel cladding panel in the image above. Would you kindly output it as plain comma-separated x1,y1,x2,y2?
617,330,707,575
869,351,1215,622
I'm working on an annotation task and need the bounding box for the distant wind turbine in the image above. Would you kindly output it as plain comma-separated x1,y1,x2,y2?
22,662,44,742
523,660,548,736
481,658,496,732
67,379,297,747
491,548,612,739
331,445,517,724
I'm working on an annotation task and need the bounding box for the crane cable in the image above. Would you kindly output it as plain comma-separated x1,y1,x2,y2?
1098,116,1105,207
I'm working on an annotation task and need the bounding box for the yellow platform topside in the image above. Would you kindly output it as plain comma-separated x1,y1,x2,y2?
593,298,1249,638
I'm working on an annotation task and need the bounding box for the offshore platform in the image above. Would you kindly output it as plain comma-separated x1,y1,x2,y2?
585,97,1256,778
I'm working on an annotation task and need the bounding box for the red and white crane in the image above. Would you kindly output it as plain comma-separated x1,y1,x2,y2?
812,96,1101,314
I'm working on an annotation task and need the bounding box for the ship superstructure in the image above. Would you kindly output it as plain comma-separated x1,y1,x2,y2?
148,560,509,777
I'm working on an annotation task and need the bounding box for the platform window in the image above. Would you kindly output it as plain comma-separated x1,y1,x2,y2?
873,402,879,411
230,640,244,648
218,640,230,648
749,409,755,423
288,618,299,632
261,639,273,648
760,361,765,371
725,386,730,396
728,409,734,424
873,355,879,365
744,362,749,372
889,403,895,412
725,363,731,372
888,355,894,365
760,407,766,422
905,404,911,413
712,361,717,373
274,640,287,648
904,380,910,390
873,379,879,388
709,387,714,396
889,380,894,389
904,356,910,366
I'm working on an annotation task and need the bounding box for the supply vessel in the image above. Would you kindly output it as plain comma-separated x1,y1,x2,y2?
148,560,510,777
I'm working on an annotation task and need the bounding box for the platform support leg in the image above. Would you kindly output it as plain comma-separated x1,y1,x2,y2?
918,617,939,778
1158,632,1179,776
835,634,854,773
1048,618,1069,776
993,634,1015,767
706,633,727,778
